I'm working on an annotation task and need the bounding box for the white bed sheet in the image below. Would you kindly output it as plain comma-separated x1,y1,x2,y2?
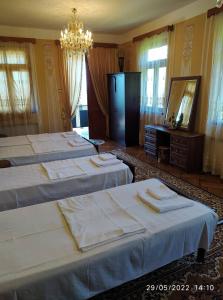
0,132,96,166
0,143,97,166
0,155,133,211
0,179,218,300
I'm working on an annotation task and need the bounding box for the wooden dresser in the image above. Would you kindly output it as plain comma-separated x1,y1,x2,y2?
144,125,204,172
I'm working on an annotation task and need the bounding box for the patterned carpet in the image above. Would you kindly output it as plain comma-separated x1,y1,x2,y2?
91,150,223,300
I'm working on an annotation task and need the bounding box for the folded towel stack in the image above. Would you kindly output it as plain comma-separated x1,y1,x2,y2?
138,179,193,213
98,153,116,161
57,192,145,252
90,154,122,167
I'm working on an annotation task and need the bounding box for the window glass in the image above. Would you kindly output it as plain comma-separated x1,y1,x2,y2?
12,71,30,111
148,45,168,62
0,50,26,64
158,66,166,108
147,68,154,106
0,49,31,113
0,71,10,112
146,45,167,108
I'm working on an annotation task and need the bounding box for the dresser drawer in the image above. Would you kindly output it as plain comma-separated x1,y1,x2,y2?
171,135,189,148
144,143,157,156
145,127,157,137
170,153,187,169
145,135,156,145
170,145,188,157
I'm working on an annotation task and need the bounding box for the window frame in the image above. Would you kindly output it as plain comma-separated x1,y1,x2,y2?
145,48,168,111
0,48,34,114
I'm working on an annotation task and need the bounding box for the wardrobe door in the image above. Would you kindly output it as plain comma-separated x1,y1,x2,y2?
125,73,140,146
108,74,125,144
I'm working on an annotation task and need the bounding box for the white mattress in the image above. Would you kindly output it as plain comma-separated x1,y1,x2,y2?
0,155,133,211
0,179,218,300
0,132,97,166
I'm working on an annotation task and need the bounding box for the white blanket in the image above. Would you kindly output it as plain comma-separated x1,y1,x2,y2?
58,193,145,252
0,155,132,211
31,140,82,154
0,179,218,300
90,156,122,167
27,133,50,143
138,191,194,213
0,136,29,147
145,178,177,200
42,159,86,180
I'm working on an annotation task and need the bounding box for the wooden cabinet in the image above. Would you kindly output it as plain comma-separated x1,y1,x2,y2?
144,125,204,172
108,72,140,146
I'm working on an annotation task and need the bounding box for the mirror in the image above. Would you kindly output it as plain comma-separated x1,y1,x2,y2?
164,76,201,131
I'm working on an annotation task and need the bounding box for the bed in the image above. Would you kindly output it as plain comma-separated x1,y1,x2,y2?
0,132,97,166
0,178,218,300
0,154,133,211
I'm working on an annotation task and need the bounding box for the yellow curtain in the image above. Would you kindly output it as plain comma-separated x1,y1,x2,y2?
87,47,118,135
0,41,39,135
57,46,72,131
204,13,223,178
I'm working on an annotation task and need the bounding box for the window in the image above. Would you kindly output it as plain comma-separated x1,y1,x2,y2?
146,45,168,108
0,48,33,113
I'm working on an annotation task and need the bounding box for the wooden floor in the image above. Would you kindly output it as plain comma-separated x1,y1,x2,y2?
100,140,223,198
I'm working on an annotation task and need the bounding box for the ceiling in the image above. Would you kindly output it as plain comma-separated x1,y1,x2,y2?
0,0,198,34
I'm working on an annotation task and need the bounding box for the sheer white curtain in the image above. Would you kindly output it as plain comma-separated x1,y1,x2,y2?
63,51,84,119
0,41,40,136
137,32,169,144
204,13,223,177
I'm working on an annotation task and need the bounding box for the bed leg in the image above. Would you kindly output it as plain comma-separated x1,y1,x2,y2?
196,248,206,263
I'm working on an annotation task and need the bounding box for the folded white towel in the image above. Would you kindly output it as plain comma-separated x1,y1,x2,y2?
146,179,177,200
57,192,145,252
61,131,78,137
90,156,122,167
138,191,193,213
67,139,89,147
42,160,86,180
98,153,116,161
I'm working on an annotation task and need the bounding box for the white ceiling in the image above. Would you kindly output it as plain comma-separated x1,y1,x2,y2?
0,0,198,34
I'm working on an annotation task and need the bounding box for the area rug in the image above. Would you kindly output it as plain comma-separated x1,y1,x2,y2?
90,150,223,300
112,149,223,220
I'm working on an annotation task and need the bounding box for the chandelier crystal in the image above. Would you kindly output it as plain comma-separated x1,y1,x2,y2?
60,8,93,54
216,0,223,8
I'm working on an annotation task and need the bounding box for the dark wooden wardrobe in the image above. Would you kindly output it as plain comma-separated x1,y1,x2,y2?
107,72,141,146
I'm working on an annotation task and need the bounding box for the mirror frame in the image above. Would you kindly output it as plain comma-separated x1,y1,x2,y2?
164,75,201,132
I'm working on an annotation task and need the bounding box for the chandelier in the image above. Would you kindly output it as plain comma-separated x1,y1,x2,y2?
60,8,93,54
216,0,223,7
